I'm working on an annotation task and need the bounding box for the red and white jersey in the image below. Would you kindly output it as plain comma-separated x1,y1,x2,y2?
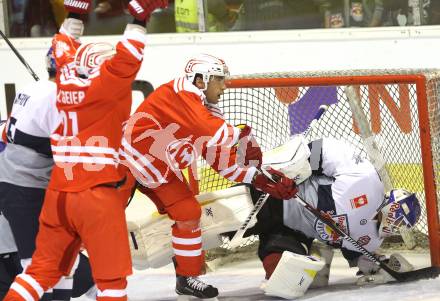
49,27,146,192
52,28,82,84
120,77,257,188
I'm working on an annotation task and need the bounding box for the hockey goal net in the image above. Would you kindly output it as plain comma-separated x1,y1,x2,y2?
191,69,440,267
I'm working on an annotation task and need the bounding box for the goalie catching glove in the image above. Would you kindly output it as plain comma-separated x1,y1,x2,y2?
252,168,297,200
128,0,168,22
354,253,414,285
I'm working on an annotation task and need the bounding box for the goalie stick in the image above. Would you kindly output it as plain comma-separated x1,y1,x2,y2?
294,193,440,282
344,86,416,249
228,105,328,248
0,30,39,81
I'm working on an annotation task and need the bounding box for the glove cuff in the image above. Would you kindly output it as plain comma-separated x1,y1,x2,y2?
125,23,147,35
60,18,84,39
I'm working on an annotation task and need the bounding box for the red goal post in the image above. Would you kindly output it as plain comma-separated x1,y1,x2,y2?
189,70,440,267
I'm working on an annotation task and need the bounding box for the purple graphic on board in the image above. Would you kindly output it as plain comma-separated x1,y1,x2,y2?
288,86,338,135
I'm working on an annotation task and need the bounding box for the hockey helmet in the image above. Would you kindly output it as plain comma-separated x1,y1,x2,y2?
46,46,56,77
377,188,421,238
74,42,116,77
184,54,229,90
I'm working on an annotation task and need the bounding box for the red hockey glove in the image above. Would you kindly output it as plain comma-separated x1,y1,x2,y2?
64,0,92,14
237,125,262,169
252,168,298,200
128,0,168,22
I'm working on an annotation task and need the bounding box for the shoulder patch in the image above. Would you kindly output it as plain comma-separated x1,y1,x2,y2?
314,214,349,244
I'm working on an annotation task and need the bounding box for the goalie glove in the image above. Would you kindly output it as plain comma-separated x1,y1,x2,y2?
128,0,168,22
356,253,414,285
252,168,297,200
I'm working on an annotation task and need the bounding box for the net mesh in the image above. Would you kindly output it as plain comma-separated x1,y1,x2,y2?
198,70,440,260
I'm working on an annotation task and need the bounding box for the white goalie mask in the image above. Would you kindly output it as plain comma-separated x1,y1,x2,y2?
377,188,421,238
74,42,116,78
184,54,230,91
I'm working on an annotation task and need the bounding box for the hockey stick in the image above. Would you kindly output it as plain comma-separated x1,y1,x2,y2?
344,86,416,249
0,30,39,81
294,193,440,282
228,105,328,248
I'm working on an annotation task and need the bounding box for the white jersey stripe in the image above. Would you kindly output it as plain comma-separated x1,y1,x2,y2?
218,163,239,178
173,78,179,93
119,149,158,184
227,166,244,182
10,283,35,301
172,236,202,245
52,145,118,156
19,274,44,297
178,77,184,92
173,248,202,257
121,39,143,61
53,155,116,165
207,123,228,147
242,166,257,184
229,126,240,147
121,138,164,180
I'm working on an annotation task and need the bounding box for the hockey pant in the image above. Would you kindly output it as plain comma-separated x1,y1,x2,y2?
0,182,95,300
4,177,134,301
139,174,203,277
246,185,314,278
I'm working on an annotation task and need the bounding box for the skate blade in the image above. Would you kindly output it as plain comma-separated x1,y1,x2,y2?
177,295,219,301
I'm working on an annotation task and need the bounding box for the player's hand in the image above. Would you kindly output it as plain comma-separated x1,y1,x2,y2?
64,0,92,14
252,168,297,200
128,0,168,22
237,124,262,169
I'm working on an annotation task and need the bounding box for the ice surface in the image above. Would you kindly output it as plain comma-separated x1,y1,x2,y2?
72,250,440,301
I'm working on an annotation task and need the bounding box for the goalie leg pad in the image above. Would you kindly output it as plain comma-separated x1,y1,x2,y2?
263,251,325,299
309,241,334,288
127,186,254,270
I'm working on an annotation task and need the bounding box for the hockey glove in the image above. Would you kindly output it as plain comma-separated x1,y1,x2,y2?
252,168,297,200
355,254,383,275
128,0,168,22
356,253,414,285
237,124,262,169
64,0,92,14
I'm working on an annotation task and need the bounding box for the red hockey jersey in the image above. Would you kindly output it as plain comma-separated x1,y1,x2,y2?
119,77,257,189
49,28,146,191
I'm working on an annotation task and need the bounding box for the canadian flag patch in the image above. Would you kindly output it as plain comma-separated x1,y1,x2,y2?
350,194,368,209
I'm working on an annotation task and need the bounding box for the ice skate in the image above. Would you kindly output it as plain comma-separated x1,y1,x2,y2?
175,275,219,301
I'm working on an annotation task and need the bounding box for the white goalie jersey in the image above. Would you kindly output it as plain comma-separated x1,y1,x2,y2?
283,138,385,253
